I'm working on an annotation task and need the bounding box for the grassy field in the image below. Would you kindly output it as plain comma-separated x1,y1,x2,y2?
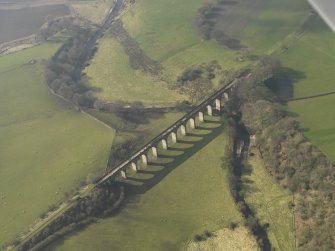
85,35,187,105
86,0,310,105
49,116,243,251
85,0,251,105
279,17,335,97
278,16,335,162
244,149,295,251
0,44,115,245
288,96,335,163
241,0,309,54
121,0,247,76
70,0,114,24
184,227,259,251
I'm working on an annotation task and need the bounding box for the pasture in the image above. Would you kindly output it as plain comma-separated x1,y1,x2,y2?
244,150,295,251
85,0,250,105
288,96,335,163
49,116,243,251
0,44,115,245
279,16,335,162
121,0,248,78
71,0,114,24
85,35,187,105
184,227,259,251
241,0,309,54
0,4,70,43
87,0,311,106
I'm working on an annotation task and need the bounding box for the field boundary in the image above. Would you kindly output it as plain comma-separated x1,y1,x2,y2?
288,90,335,102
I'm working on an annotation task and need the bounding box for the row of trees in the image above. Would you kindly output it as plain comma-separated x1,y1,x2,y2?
18,184,123,251
44,24,96,107
227,56,335,251
222,118,271,250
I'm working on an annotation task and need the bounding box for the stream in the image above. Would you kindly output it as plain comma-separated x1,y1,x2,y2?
232,117,272,251
73,0,124,81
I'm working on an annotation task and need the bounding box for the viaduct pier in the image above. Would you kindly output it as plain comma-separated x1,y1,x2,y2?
98,79,238,185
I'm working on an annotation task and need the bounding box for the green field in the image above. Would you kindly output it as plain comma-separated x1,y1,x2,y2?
241,0,309,54
279,17,335,162
121,0,246,75
85,35,187,105
0,44,115,245
85,0,250,105
49,116,243,251
87,0,310,105
244,150,295,251
288,96,335,162
184,227,259,251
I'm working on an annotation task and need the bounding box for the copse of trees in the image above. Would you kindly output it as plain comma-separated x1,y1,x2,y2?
44,25,96,107
193,1,244,49
227,56,335,251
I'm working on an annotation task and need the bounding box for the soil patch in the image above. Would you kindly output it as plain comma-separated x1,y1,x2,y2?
0,4,70,43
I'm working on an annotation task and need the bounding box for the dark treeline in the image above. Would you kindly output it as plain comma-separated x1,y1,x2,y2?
226,56,335,251
193,0,244,50
44,26,96,107
17,184,124,251
223,117,272,250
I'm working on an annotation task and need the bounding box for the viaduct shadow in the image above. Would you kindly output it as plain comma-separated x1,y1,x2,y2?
120,116,225,195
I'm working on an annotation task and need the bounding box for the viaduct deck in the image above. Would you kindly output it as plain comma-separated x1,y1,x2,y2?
97,79,238,185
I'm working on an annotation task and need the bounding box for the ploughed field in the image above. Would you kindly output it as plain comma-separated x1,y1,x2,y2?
0,4,70,43
0,44,115,245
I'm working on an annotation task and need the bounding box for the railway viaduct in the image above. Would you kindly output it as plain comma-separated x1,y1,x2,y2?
98,79,238,185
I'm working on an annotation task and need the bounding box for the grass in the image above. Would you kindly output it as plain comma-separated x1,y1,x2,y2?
244,149,295,251
121,0,247,76
87,0,310,105
241,0,310,54
85,35,187,105
184,227,259,251
70,0,114,24
288,96,335,163
48,116,243,251
85,0,250,105
279,17,335,97
0,44,115,245
278,16,335,162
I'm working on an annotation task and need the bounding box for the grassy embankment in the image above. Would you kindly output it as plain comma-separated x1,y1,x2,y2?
48,116,257,251
244,150,296,251
278,17,335,162
0,44,115,245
